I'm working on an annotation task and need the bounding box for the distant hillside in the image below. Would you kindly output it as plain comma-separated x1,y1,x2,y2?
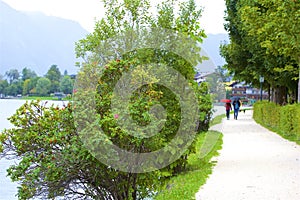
0,1,88,75
0,0,228,76
197,33,229,72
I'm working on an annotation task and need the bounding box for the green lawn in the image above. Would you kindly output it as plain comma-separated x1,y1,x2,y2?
255,122,300,145
20,96,70,101
209,114,226,127
154,116,224,200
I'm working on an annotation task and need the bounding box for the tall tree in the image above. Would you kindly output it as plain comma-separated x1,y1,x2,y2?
0,79,9,95
59,75,73,94
221,0,300,104
45,65,61,93
215,65,230,82
36,77,51,96
239,0,299,103
63,70,68,76
21,67,37,81
5,69,20,84
5,80,23,96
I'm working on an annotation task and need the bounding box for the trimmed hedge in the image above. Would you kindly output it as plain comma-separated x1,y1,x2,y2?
253,101,300,144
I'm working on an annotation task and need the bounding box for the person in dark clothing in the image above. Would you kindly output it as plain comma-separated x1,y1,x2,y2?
232,99,241,120
225,102,232,120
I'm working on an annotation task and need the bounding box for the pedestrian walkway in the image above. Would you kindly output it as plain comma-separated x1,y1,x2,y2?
196,110,300,200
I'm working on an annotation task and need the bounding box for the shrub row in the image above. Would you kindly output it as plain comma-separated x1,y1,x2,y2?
253,101,300,144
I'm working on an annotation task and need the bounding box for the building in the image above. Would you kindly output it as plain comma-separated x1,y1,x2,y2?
229,81,268,103
194,71,216,84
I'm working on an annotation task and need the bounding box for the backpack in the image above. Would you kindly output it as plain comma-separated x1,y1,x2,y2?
234,101,239,109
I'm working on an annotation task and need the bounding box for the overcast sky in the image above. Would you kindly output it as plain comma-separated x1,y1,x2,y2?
2,0,227,34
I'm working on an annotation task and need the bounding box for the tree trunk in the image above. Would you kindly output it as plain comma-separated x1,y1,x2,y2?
275,86,287,105
131,173,138,200
272,87,275,102
298,65,300,103
268,84,271,102
298,57,300,103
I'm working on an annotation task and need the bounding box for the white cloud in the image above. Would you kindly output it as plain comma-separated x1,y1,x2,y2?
198,0,227,34
2,0,227,34
2,0,104,31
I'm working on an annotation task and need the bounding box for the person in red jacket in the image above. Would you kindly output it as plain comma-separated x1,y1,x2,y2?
225,102,232,120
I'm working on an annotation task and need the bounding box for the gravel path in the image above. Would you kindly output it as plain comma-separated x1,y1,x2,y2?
196,110,300,200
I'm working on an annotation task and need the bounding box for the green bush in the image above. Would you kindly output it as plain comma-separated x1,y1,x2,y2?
279,104,300,139
154,130,223,200
253,101,300,144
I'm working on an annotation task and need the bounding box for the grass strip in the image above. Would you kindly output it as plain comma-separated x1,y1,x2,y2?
20,96,70,101
154,115,224,200
210,114,226,127
255,120,300,145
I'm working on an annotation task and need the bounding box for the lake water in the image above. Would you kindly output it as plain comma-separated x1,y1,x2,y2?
0,99,67,200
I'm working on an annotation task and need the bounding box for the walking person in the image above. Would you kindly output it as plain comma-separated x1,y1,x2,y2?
232,99,241,120
225,102,232,120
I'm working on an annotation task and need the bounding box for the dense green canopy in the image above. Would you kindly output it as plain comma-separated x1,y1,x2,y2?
221,0,300,104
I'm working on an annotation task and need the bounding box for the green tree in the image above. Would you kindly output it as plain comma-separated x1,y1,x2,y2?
0,79,9,95
238,0,299,103
0,101,83,199
36,77,51,96
63,70,68,76
22,79,31,96
59,75,73,94
221,0,300,104
5,80,23,96
21,67,37,81
206,72,226,102
5,69,20,84
75,0,211,198
5,84,18,96
45,65,61,93
25,77,40,95
215,65,230,82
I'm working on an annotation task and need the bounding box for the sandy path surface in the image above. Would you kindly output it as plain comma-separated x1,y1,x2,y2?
196,110,300,200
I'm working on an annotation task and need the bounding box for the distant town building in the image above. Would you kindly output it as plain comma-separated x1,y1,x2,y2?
229,81,268,101
194,72,206,84
194,71,215,84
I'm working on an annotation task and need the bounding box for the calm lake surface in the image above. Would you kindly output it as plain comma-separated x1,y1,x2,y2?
0,100,223,199
0,99,67,200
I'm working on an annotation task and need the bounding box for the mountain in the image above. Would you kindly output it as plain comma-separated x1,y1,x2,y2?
196,33,229,72
0,0,228,76
0,1,88,75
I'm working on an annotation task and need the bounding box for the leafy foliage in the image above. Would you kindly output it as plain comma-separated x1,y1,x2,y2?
253,101,300,144
45,65,62,93
0,101,160,199
154,131,223,200
1,101,77,199
6,69,20,84
21,67,37,81
0,78,9,94
221,0,300,104
36,77,51,96
0,65,74,97
59,75,73,94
